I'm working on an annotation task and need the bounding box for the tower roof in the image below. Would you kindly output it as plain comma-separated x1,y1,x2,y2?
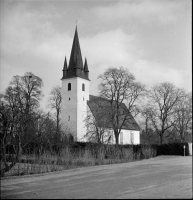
61,26,89,80
68,26,83,71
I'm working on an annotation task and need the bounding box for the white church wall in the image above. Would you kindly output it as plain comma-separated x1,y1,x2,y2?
84,106,95,140
61,78,78,140
119,129,140,145
101,129,140,145
76,78,90,141
61,77,90,141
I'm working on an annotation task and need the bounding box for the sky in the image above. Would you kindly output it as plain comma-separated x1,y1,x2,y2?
0,0,192,110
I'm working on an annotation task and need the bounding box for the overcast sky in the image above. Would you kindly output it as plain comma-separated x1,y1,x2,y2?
0,0,192,109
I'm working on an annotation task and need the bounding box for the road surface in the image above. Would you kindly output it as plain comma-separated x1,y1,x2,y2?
1,156,192,199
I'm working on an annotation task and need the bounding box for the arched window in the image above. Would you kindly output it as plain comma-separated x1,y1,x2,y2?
68,83,71,91
82,83,85,91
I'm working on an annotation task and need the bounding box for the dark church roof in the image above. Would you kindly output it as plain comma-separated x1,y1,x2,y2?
61,26,90,81
87,95,141,131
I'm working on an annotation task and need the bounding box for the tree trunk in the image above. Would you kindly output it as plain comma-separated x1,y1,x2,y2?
159,133,163,145
114,130,119,145
18,136,22,160
180,129,185,142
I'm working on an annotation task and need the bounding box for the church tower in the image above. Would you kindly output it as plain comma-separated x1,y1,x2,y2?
61,26,90,141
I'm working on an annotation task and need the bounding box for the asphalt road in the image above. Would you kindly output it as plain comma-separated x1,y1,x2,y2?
1,156,192,199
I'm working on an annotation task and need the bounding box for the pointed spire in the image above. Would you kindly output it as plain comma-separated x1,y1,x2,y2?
63,56,68,71
84,58,89,79
62,56,68,79
84,58,89,72
68,26,83,71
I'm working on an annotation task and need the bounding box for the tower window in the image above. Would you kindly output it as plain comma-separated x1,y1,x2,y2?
69,97,71,101
82,83,85,91
68,116,70,121
68,83,71,91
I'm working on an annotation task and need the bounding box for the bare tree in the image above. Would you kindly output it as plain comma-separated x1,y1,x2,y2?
84,108,111,144
0,72,43,175
173,92,192,142
139,107,159,144
48,86,62,144
98,67,146,145
147,82,185,144
140,107,152,136
6,72,43,139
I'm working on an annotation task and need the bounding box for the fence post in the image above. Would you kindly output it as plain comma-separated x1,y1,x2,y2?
183,145,185,156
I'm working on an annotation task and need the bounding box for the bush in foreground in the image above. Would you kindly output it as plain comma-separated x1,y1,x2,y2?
1,143,158,176
1,142,190,177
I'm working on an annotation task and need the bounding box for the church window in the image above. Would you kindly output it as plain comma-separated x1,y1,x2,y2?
68,116,70,121
69,98,71,101
83,97,84,101
82,83,85,91
68,83,71,91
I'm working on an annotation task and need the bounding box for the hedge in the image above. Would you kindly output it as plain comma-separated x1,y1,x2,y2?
157,142,190,156
67,142,190,157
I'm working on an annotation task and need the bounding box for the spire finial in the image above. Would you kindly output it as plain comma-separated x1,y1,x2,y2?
75,20,78,28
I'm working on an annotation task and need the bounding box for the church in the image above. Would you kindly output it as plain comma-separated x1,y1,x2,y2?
61,26,140,144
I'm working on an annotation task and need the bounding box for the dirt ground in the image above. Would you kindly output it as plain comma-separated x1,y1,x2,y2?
1,156,192,199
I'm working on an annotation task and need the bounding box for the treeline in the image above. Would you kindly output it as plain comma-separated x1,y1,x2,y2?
0,68,192,176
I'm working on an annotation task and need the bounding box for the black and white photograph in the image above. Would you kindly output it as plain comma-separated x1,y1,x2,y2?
0,0,192,199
